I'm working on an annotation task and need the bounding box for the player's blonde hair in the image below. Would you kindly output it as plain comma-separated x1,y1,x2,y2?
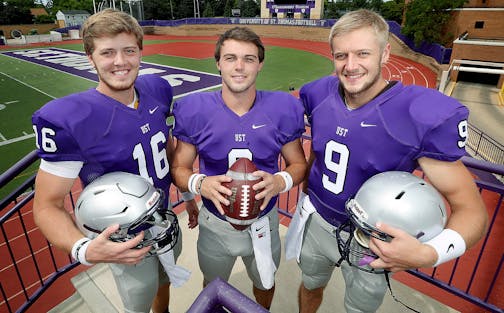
82,9,143,55
214,27,265,63
329,9,389,52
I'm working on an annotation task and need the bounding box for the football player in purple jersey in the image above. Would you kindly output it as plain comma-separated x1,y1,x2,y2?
290,9,488,313
31,9,197,313
170,27,307,309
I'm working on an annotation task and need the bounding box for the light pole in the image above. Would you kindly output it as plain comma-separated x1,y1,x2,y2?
193,0,200,17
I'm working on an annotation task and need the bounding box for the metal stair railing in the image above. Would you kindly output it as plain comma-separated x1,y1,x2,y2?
1,147,503,313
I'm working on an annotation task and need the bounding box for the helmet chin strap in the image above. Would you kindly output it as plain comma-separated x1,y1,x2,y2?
384,272,421,313
336,220,421,313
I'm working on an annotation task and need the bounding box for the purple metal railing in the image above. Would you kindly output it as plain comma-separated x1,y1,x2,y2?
1,149,503,313
187,277,269,313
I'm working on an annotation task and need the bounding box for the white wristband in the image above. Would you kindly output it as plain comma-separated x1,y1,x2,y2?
274,171,293,193
424,229,466,267
77,240,93,266
71,238,88,261
181,191,195,201
188,173,206,195
71,238,93,266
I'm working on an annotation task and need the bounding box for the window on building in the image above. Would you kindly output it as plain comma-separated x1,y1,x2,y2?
474,21,484,29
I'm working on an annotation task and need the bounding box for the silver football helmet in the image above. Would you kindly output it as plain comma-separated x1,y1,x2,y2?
74,172,179,256
336,171,447,273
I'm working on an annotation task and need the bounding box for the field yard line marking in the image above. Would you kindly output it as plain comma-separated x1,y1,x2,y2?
0,132,6,141
1,50,99,83
0,71,55,147
0,133,35,146
0,71,56,99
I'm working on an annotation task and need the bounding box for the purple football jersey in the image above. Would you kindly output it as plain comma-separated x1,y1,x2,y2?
32,74,174,197
173,90,305,217
300,76,469,226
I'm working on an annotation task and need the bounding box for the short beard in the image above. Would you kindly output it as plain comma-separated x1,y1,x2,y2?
342,63,383,99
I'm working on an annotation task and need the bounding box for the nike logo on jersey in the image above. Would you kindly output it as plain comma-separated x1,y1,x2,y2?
255,225,265,232
360,121,377,127
446,243,455,253
149,106,159,114
252,124,266,129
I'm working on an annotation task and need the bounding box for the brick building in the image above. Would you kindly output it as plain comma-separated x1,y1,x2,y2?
449,3,504,88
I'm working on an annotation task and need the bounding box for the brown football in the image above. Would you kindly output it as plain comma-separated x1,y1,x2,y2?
222,158,264,230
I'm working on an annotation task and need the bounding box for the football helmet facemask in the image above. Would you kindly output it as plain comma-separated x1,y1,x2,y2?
74,172,179,256
336,171,447,274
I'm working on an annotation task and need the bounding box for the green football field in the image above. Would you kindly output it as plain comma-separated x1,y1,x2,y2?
0,39,332,198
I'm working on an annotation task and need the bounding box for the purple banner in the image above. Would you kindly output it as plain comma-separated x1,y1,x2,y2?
1,48,222,97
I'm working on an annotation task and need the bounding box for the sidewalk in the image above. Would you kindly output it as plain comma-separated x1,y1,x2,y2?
76,210,456,313
451,81,504,145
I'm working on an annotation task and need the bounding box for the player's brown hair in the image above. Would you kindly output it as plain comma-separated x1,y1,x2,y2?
214,27,265,63
82,8,143,55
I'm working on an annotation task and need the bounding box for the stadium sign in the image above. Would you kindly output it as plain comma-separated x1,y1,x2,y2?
231,18,327,27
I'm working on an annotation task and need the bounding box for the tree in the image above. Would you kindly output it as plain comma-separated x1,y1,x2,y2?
350,0,370,10
0,0,35,25
323,0,387,19
144,0,174,19
223,0,233,17
380,0,404,24
369,0,383,11
202,1,215,17
177,0,196,18
402,0,467,47
213,0,226,16
48,0,94,15
324,1,341,19
240,0,259,17
34,13,56,23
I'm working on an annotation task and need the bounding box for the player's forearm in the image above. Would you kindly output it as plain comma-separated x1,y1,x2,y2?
279,139,308,190
283,161,308,187
33,204,86,253
171,140,199,192
301,148,315,194
171,166,195,192
33,170,85,253
445,200,488,249
419,158,488,249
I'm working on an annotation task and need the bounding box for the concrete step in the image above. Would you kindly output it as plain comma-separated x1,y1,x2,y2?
70,263,122,313
47,263,125,313
47,292,91,313
47,210,461,313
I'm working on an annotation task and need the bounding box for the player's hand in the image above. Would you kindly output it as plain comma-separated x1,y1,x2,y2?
185,199,199,229
252,170,283,211
368,222,438,272
85,224,151,265
200,175,232,215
